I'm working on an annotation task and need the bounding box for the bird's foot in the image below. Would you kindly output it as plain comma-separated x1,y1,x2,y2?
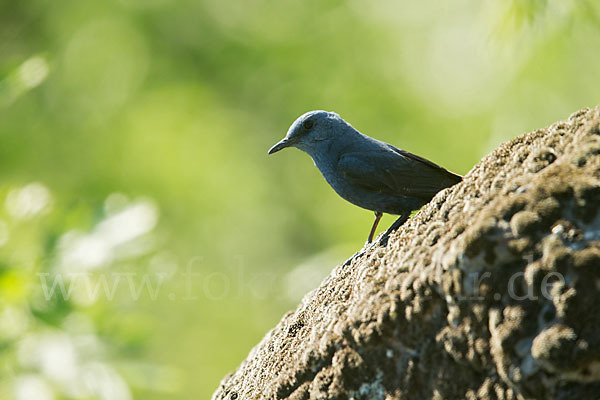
342,249,363,266
343,214,409,267
377,214,409,246
343,238,377,266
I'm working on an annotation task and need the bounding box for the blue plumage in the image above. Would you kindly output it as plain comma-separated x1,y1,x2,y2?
269,110,462,243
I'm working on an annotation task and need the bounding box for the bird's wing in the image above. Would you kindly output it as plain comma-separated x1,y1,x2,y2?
337,146,461,199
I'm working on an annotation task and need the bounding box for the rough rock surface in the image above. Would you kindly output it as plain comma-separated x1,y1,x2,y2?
213,107,600,400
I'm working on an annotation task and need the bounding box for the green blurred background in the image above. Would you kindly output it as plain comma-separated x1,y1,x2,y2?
1,0,599,398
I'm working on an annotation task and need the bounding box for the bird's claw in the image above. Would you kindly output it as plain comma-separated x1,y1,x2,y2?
343,214,410,267
342,238,379,267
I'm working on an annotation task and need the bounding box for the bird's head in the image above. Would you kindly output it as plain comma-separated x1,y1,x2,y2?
268,110,346,155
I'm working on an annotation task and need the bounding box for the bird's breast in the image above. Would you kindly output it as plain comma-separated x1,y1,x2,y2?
313,160,373,207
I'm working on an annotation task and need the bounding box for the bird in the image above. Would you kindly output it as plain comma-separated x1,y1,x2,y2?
268,110,462,244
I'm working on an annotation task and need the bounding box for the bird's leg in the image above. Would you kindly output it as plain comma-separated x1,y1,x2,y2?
378,213,410,246
366,211,383,244
343,211,383,267
344,211,405,267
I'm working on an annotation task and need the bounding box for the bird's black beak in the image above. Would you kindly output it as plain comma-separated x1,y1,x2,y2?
268,138,292,155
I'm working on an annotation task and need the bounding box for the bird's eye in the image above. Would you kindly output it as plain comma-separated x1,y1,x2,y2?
302,119,314,130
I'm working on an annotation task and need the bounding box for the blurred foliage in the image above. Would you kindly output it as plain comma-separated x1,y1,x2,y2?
0,0,599,398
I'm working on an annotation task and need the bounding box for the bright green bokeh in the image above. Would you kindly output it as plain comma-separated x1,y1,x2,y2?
1,0,599,398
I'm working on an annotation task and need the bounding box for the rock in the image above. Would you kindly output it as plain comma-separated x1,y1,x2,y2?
213,107,600,400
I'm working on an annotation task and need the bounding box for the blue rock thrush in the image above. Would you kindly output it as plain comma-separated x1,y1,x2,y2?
268,111,462,244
